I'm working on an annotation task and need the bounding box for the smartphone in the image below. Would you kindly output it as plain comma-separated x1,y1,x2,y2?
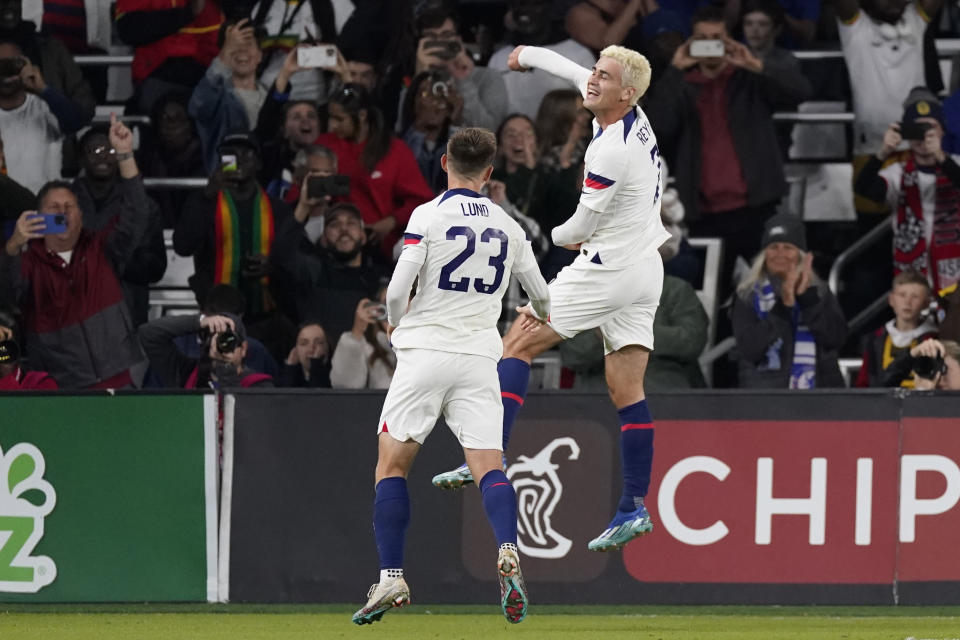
0,57,25,78
221,153,238,172
422,39,462,61
307,174,350,199
364,301,388,321
899,120,933,141
689,39,724,58
297,44,339,69
29,213,68,235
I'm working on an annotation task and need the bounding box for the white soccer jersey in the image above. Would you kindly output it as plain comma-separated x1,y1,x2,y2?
517,46,670,269
390,188,540,361
579,106,671,268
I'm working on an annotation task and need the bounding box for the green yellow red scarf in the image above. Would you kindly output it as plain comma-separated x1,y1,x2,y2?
214,188,275,314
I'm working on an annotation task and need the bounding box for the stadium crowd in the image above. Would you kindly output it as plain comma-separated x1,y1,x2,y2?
2,0,960,392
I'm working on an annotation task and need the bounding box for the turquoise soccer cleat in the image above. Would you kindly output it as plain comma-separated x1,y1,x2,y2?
497,545,529,624
587,504,654,552
431,462,474,489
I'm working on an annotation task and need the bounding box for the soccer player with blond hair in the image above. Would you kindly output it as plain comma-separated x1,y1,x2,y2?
432,43,670,554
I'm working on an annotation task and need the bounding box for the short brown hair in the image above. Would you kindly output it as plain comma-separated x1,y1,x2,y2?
893,270,931,291
446,128,497,178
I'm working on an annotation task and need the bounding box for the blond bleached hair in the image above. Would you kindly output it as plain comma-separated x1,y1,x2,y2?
599,45,651,105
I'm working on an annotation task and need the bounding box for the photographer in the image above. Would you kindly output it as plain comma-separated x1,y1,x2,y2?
1,116,146,389
139,312,273,388
0,314,57,390
330,291,395,389
907,339,960,390
0,39,90,193
270,180,386,348
854,88,960,295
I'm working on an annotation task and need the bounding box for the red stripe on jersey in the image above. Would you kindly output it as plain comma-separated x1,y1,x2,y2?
501,391,524,405
381,421,388,432
621,423,654,431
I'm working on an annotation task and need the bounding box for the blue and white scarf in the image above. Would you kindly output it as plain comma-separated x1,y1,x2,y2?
753,278,817,389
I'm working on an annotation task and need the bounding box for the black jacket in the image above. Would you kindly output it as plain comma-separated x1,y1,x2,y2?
731,279,847,388
75,176,167,326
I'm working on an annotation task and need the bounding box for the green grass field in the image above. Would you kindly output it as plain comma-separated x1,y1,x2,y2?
2,604,959,639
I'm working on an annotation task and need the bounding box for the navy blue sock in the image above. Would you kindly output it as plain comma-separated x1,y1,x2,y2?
373,476,410,569
498,358,530,451
617,399,655,513
479,469,518,547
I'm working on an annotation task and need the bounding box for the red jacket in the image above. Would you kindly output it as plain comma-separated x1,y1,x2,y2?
0,367,58,390
4,212,146,388
116,0,222,83
315,133,433,257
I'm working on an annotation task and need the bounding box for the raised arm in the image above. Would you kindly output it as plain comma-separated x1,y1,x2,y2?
514,46,592,99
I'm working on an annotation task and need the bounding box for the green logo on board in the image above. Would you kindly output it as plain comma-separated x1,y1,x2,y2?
0,443,57,592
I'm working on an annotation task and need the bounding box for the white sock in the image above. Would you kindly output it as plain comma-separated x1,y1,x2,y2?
499,542,518,554
380,568,403,582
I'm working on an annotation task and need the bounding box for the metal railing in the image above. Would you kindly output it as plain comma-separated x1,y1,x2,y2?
828,214,892,295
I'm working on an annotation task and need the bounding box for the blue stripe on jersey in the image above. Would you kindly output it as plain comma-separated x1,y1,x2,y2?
622,108,638,142
403,232,423,245
438,187,485,204
584,172,615,189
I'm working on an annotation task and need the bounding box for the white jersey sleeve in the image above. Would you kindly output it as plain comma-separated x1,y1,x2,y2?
580,144,629,213
517,46,591,99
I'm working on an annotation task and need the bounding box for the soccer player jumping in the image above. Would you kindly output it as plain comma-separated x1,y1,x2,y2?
352,128,550,625
432,45,669,553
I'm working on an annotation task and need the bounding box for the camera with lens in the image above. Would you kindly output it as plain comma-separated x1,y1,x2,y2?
912,354,946,380
215,330,239,355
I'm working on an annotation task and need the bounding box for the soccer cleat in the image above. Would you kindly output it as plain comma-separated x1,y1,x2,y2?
432,462,474,489
432,456,508,490
497,546,529,624
351,577,411,625
587,503,654,552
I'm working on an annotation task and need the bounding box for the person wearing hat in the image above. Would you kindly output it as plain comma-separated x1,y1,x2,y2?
731,213,847,388
270,173,387,351
0,314,57,390
855,86,960,296
174,129,291,323
138,311,274,388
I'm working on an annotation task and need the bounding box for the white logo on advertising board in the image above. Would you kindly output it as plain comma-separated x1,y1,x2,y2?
0,443,57,592
507,437,580,559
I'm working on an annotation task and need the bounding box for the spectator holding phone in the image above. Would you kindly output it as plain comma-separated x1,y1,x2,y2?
190,18,270,172
280,321,331,387
316,83,433,263
74,125,166,327
330,288,395,389
174,132,291,323
400,70,459,194
854,87,960,295
270,186,386,349
644,6,811,300
1,115,147,389
0,40,90,193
